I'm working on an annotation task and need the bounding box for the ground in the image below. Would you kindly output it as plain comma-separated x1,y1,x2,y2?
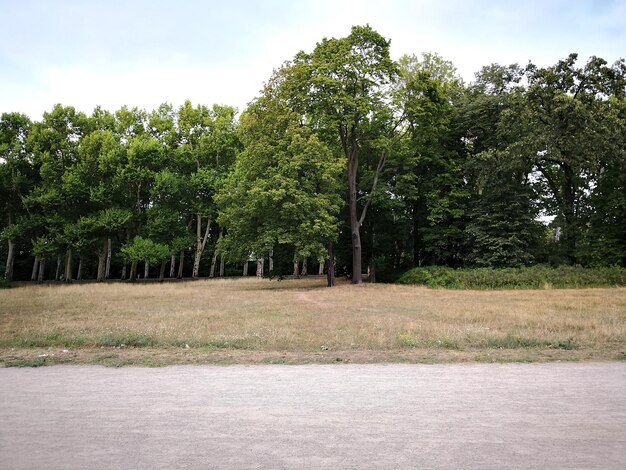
1,363,625,469
1,277,625,366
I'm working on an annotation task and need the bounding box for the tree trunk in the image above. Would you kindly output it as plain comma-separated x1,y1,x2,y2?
219,256,225,277
209,229,223,278
121,232,129,280
243,260,249,276
144,260,149,279
77,256,83,281
348,154,362,284
326,242,335,287
318,262,324,275
209,253,218,278
368,255,376,283
129,260,138,281
105,237,112,279
301,258,308,276
31,256,40,281
562,163,577,264
55,255,62,281
64,248,73,283
293,255,300,279
256,258,264,278
4,213,15,281
159,260,166,282
193,214,211,278
5,239,15,281
97,237,108,282
37,259,46,284
169,254,176,278
177,250,184,279
269,249,274,273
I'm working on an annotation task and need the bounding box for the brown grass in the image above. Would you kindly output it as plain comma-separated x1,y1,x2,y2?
1,277,625,365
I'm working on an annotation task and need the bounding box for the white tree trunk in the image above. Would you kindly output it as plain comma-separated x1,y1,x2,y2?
269,249,274,273
219,257,225,277
169,254,176,278
210,229,223,278
256,258,264,278
55,255,62,281
193,214,211,278
105,238,112,279
5,239,15,281
77,256,83,280
177,250,184,278
144,259,149,279
64,248,73,283
301,258,308,276
31,256,39,281
318,262,324,275
37,259,46,284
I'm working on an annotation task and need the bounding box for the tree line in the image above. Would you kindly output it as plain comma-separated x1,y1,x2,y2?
2,26,625,286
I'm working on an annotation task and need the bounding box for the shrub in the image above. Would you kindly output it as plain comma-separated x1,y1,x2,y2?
397,265,626,289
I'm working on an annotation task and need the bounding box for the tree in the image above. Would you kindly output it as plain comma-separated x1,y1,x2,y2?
286,25,400,283
509,54,626,263
392,53,469,267
121,236,170,281
0,112,32,280
217,95,342,285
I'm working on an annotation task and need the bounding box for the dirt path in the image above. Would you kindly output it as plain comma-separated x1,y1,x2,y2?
1,363,625,469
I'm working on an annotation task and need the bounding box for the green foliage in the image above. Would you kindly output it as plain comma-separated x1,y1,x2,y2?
121,236,170,264
0,277,11,288
217,94,342,263
397,265,626,289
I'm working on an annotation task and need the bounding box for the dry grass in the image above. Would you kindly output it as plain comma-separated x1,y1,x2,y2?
1,277,625,365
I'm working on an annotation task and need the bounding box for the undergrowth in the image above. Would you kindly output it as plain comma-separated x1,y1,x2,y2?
397,265,626,289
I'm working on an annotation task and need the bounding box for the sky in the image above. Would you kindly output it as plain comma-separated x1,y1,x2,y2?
1,0,625,119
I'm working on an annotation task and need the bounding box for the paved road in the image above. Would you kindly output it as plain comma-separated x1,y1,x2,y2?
1,363,625,469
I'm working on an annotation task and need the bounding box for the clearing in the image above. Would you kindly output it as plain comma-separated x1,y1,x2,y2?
1,277,625,366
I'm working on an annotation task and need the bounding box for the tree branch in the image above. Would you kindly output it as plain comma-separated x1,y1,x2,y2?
358,150,387,226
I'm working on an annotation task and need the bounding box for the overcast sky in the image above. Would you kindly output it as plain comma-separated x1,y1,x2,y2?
1,0,624,119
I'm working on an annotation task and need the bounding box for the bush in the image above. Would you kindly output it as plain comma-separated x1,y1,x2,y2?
0,277,10,289
396,265,626,289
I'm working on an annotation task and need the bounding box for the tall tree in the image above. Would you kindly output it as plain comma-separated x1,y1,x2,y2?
290,25,400,283
509,54,626,263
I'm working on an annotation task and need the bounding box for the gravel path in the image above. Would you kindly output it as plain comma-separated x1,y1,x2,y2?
1,363,625,469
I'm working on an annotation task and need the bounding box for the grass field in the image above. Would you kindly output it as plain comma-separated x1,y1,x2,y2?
1,277,625,366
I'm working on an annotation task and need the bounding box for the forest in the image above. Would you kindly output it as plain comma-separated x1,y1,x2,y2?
1,25,625,286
